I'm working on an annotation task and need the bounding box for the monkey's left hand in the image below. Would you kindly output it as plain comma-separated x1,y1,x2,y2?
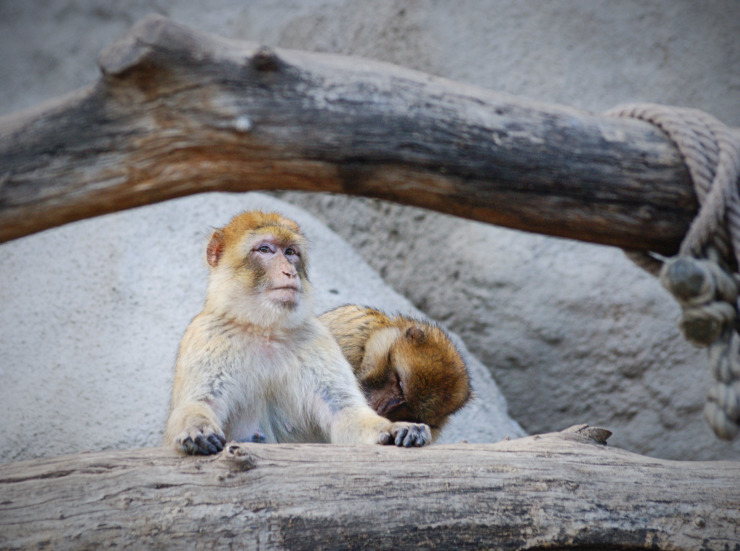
380,422,431,447
174,422,227,455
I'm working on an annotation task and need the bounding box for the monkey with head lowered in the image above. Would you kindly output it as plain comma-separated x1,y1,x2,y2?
319,305,471,441
163,211,431,454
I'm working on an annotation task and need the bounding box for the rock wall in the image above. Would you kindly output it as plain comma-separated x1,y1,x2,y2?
1,0,739,460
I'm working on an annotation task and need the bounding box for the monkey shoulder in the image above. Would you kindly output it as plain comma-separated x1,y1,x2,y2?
296,318,345,360
296,320,362,382
177,312,242,358
320,305,390,332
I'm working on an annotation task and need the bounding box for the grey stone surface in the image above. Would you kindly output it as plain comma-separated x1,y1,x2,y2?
1,0,739,460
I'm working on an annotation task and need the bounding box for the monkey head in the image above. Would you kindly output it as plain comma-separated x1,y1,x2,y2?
360,323,471,436
204,210,313,329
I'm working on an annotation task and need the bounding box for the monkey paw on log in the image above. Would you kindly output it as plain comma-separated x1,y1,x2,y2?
163,211,431,454
320,305,471,441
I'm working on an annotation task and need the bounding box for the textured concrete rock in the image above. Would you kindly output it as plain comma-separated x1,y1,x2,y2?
1,0,739,460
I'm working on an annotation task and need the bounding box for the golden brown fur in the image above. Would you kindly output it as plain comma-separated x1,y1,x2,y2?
319,305,471,441
164,211,431,454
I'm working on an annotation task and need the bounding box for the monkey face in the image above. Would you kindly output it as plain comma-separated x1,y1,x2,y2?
204,211,313,328
363,325,471,433
245,234,305,308
364,367,412,421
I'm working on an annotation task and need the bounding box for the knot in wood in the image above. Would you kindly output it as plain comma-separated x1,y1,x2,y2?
221,443,257,472
251,46,283,72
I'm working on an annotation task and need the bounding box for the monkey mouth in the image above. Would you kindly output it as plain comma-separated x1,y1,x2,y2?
267,286,301,303
269,285,301,292
368,394,407,418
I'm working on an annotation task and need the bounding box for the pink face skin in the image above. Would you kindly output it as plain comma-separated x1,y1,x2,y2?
251,238,304,307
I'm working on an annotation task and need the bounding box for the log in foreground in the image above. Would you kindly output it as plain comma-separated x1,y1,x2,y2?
0,15,704,252
1,426,738,550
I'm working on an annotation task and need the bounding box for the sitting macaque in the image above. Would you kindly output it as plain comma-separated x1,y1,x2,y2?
163,211,431,454
319,305,471,441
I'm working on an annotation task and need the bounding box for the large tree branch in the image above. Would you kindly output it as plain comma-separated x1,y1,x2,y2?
1,426,737,550
0,14,724,252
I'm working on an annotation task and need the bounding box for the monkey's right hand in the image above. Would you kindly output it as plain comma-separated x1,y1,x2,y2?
175,422,227,455
380,422,431,447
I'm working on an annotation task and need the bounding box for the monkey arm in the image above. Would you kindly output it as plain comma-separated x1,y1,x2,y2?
308,322,431,447
163,361,229,454
163,317,233,455
163,400,226,455
357,327,401,380
329,405,431,447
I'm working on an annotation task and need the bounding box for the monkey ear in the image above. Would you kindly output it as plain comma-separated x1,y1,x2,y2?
206,230,225,267
405,326,426,343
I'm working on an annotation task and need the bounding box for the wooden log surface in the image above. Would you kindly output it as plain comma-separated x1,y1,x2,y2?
1,14,728,252
1,426,738,550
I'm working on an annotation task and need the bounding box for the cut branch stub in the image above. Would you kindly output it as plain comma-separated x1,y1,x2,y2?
561,423,612,445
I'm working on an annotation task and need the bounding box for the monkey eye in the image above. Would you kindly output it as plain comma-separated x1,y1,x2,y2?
284,247,298,257
387,369,405,398
255,244,275,254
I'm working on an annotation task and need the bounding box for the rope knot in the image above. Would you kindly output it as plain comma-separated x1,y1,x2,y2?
610,103,740,440
660,256,738,346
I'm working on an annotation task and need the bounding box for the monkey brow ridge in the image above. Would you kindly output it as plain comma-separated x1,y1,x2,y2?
248,225,306,245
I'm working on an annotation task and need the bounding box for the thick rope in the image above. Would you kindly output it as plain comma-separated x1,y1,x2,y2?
607,104,740,440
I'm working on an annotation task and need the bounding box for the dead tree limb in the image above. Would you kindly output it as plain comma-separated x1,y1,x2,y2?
1,426,738,550
1,14,727,252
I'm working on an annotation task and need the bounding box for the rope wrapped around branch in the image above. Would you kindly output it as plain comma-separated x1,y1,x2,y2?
607,104,740,440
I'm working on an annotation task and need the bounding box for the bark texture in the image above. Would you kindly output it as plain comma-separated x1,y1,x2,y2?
1,426,738,550
0,14,714,252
